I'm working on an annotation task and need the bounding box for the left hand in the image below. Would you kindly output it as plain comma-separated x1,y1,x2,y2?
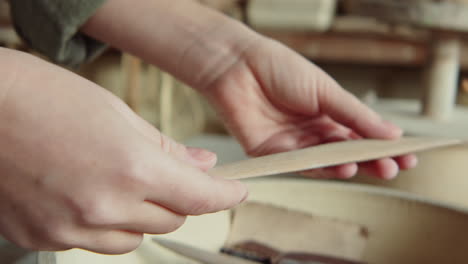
202,37,417,179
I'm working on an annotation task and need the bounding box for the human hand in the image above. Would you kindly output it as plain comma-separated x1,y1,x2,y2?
81,0,415,179
0,48,247,254
202,37,417,180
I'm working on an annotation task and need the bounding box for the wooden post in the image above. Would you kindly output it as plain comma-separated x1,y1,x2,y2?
422,33,461,121
121,54,142,113
160,71,174,136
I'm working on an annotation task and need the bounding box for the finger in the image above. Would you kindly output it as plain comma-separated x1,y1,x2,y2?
301,163,358,179
327,163,359,179
76,229,144,254
104,91,217,171
359,158,399,180
331,131,416,176
103,202,186,235
147,156,248,216
394,154,418,170
316,73,402,139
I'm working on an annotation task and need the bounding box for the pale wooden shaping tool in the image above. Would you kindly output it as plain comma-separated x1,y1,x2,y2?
209,137,461,179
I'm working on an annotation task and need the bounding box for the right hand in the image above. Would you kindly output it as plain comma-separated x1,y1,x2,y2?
201,36,416,180
0,48,247,254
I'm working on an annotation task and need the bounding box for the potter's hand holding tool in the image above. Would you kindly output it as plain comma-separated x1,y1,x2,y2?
0,48,247,254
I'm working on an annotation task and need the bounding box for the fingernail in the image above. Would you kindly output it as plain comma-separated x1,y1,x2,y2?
187,147,216,161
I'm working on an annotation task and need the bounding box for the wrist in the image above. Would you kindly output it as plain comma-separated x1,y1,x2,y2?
182,18,262,92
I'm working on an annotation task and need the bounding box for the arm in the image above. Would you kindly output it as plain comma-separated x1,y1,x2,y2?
81,0,257,90
10,0,108,67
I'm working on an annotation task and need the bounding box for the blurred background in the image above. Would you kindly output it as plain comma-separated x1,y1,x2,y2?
2,0,468,142
3,1,468,263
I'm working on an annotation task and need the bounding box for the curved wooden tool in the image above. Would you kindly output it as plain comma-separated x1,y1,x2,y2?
209,137,462,180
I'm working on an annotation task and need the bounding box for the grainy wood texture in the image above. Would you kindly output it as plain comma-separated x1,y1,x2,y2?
209,137,461,180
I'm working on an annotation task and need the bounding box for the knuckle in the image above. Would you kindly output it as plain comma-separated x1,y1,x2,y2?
115,155,150,188
75,198,114,226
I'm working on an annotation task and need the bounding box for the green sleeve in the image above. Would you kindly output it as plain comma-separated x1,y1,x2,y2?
10,0,108,67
